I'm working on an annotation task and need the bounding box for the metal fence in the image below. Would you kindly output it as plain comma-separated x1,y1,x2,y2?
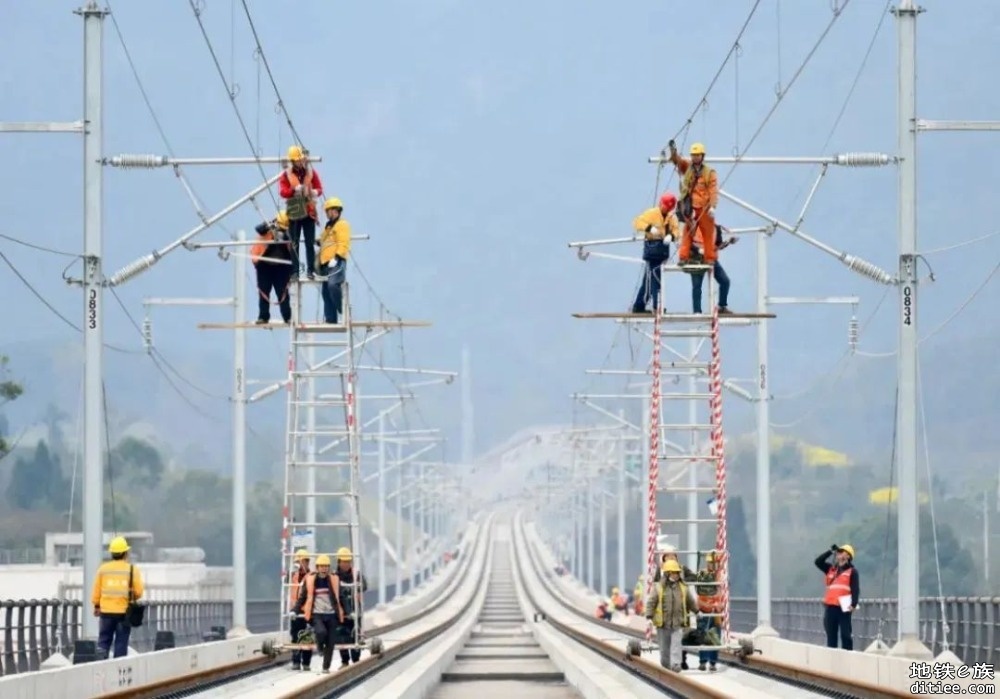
0,565,438,676
731,597,1000,667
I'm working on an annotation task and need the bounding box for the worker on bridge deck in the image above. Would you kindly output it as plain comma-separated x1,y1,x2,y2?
295,554,343,674
667,140,719,269
287,549,313,671
652,544,697,669
631,192,680,314
252,211,294,325
91,536,144,659
688,224,736,315
279,145,323,280
333,546,368,668
317,198,351,324
693,551,723,671
609,586,629,614
645,559,698,672
815,543,859,650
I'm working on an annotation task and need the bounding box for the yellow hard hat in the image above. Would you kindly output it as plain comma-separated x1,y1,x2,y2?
690,142,706,156
294,549,310,560
287,145,304,161
611,587,619,595
662,559,682,573
324,197,344,211
276,210,290,229
108,536,130,555
315,554,331,566
838,544,855,559
336,546,353,562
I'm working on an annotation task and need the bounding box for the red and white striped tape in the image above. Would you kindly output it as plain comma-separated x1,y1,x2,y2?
645,307,662,643
708,305,730,641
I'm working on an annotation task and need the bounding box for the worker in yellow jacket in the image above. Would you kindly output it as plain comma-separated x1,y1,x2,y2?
91,536,144,659
645,559,697,672
316,197,352,324
631,192,681,313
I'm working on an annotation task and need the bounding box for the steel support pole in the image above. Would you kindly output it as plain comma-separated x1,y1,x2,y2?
230,229,248,634
377,412,386,605
889,0,931,660
687,337,699,572
641,396,650,565
586,475,595,590
305,344,317,533
395,440,403,597
752,230,778,638
617,411,626,592
409,469,417,592
600,486,607,596
79,1,107,640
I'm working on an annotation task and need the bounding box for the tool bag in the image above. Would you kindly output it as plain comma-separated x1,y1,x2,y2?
124,565,145,627
286,195,310,221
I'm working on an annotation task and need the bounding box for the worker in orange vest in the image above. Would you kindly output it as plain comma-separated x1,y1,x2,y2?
666,140,719,268
278,145,324,279
251,211,294,325
814,544,859,650
694,552,724,671
287,549,312,671
294,554,344,674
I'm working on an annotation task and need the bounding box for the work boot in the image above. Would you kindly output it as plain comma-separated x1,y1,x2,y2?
255,318,268,325
709,662,717,672
340,661,350,670
698,662,706,671
718,307,733,315
290,662,300,671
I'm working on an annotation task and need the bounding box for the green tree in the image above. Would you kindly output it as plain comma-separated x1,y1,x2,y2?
111,436,165,489
247,480,283,598
833,508,978,597
0,355,24,458
727,496,757,596
7,441,66,510
154,469,232,564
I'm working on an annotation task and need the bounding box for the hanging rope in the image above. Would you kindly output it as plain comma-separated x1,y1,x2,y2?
709,304,730,641
644,304,663,644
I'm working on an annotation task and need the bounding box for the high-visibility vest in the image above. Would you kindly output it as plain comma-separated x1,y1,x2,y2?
285,167,318,220
302,573,339,621
823,566,853,606
91,560,143,615
288,568,307,608
652,580,688,628
680,163,716,210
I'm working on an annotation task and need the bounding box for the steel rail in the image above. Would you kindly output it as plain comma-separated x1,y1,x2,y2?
518,520,913,699
116,518,492,699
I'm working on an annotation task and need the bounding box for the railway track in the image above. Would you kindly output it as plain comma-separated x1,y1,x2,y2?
515,515,915,699
98,518,492,699
429,539,580,698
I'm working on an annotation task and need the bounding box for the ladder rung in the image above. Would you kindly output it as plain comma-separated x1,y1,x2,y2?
290,430,351,436
660,362,711,369
659,424,714,430
289,461,351,467
291,371,351,378
666,549,725,555
659,330,713,338
660,393,714,400
657,518,718,524
291,340,350,347
290,522,360,528
286,491,359,497
659,486,718,493
661,454,718,461
290,401,347,407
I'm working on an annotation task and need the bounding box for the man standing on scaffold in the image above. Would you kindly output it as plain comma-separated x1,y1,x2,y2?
631,192,680,314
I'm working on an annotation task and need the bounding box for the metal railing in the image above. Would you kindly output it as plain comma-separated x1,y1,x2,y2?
0,563,439,676
731,597,1000,667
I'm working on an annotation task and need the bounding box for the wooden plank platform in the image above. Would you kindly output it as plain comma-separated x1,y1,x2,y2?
572,312,776,321
197,320,431,332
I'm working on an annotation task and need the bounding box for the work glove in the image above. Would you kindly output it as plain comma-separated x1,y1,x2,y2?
668,139,677,153
665,233,675,243
295,184,304,195
708,207,716,217
831,544,839,552
648,226,659,236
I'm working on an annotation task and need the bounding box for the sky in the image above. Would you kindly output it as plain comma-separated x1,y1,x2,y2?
1,0,998,461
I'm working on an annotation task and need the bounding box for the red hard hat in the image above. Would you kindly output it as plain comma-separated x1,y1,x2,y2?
659,192,677,211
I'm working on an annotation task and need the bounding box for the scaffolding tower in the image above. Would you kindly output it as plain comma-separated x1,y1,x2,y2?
277,276,429,650
572,256,774,656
